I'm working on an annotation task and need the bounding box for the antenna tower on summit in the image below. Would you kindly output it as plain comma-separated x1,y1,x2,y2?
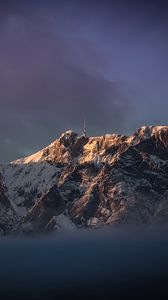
83,118,87,137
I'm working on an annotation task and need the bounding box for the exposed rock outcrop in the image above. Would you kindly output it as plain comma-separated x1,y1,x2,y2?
1,125,168,235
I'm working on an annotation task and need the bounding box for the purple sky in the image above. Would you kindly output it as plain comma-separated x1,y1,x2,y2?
0,0,168,162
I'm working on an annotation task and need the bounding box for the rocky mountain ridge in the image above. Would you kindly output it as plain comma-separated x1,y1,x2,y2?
0,125,168,235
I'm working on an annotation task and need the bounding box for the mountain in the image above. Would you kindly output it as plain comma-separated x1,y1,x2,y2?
0,173,18,235
1,126,168,235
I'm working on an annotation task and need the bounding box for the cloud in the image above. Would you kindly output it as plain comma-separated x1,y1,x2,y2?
0,10,133,162
0,0,167,162
0,65,131,162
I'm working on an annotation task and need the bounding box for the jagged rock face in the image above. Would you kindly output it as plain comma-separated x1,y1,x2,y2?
20,185,65,231
13,130,89,165
1,126,168,235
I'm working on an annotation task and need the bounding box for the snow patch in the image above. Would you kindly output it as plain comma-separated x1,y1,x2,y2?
55,214,76,231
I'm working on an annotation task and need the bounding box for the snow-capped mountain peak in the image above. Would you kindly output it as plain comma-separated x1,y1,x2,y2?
1,126,168,235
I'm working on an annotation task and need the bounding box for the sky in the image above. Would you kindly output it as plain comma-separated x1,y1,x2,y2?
0,0,168,162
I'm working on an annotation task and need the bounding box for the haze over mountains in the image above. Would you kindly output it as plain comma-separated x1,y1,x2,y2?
0,125,168,235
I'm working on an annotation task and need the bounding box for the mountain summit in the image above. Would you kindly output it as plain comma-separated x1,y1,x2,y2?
1,126,168,235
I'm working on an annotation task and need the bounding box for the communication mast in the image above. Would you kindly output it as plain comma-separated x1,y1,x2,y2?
83,118,87,137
